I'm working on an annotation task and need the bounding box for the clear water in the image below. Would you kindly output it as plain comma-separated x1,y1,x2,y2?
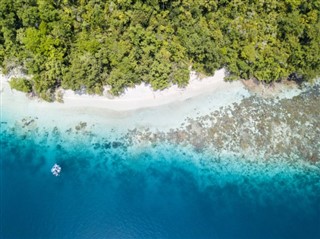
1,117,320,239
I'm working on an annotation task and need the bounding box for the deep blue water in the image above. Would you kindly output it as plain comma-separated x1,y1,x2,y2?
1,120,320,239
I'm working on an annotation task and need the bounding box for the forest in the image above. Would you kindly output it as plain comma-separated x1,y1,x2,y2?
1,0,319,101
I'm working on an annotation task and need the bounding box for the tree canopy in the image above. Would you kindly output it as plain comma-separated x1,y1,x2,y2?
1,0,319,100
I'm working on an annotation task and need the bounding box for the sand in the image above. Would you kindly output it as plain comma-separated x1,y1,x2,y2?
1,69,250,133
61,69,242,110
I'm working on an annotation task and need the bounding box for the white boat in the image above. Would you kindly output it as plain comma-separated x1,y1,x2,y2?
51,164,61,176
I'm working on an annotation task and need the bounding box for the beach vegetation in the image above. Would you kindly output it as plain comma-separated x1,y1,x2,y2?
9,77,32,93
1,0,319,100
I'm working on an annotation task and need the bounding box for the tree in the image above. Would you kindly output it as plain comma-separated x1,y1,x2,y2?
9,77,32,93
0,0,319,100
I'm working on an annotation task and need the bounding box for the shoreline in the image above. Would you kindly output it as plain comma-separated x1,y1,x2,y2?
1,69,250,132
1,68,306,112
1,69,319,163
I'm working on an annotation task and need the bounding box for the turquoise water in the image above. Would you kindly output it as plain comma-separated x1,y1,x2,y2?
1,115,320,239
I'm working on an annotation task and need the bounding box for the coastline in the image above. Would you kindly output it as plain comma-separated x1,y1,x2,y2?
1,69,250,132
63,69,233,111
1,69,319,162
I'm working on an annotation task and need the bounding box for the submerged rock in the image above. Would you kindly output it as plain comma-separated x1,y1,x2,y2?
130,83,319,162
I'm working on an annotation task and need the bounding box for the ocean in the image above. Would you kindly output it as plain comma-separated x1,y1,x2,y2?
1,118,320,239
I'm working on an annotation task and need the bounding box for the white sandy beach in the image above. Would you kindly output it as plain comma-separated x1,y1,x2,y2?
62,70,238,110
1,69,250,133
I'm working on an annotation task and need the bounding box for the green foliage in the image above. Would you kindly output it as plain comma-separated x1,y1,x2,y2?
9,77,32,93
0,0,319,101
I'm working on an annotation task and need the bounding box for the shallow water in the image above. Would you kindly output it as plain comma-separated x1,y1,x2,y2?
1,120,320,239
